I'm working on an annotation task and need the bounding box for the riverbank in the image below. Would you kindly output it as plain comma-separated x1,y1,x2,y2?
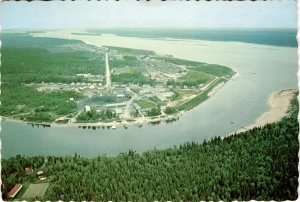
233,89,297,134
1,110,184,129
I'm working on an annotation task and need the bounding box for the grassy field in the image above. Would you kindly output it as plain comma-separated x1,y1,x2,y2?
111,71,154,85
175,70,215,87
177,93,209,111
177,89,199,96
205,77,227,92
176,78,227,111
135,99,157,109
104,46,155,56
189,64,236,77
154,56,206,67
154,56,235,78
22,183,49,199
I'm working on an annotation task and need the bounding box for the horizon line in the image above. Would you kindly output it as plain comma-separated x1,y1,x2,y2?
1,27,297,31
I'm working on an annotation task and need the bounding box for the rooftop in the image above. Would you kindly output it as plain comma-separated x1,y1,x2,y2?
8,184,22,198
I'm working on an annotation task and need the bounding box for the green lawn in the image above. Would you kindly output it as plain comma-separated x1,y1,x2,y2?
189,64,236,77
104,46,155,56
177,93,208,111
175,70,215,86
135,99,157,109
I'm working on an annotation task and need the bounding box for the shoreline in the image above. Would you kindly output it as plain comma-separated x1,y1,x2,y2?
0,73,237,129
1,111,184,129
231,89,296,135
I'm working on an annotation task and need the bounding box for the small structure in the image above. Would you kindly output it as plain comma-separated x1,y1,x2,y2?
69,97,75,102
114,108,123,115
105,102,127,108
84,105,91,112
133,103,141,110
25,167,33,175
37,171,44,176
116,94,125,98
39,175,47,181
8,184,22,198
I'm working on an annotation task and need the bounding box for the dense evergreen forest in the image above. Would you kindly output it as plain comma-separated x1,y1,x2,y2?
2,92,298,201
0,33,103,121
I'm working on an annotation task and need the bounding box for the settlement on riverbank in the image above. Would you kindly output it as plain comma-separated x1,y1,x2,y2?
2,31,236,128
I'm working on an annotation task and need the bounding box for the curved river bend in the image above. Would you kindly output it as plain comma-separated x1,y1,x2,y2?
1,32,297,158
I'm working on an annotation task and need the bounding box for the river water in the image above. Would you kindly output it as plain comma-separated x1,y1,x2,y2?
1,31,297,158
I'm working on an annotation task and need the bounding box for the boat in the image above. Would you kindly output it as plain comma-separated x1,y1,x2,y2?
111,125,117,129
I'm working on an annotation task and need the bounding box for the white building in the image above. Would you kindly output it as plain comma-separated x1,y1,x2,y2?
84,105,91,112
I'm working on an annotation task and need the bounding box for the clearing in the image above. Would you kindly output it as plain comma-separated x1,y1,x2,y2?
22,182,49,199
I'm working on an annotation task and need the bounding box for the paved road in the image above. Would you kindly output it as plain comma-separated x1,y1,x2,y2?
105,53,112,90
123,87,137,119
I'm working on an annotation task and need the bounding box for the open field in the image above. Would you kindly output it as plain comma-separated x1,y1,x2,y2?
135,99,157,109
22,183,49,199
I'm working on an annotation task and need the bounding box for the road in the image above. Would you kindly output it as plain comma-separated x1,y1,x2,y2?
123,87,138,119
105,53,112,90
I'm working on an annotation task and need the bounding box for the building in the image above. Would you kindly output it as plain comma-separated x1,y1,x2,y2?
37,171,44,176
25,167,33,175
156,94,167,102
116,94,125,98
114,108,123,115
84,105,91,112
8,184,22,198
69,98,75,102
105,102,127,108
133,103,141,110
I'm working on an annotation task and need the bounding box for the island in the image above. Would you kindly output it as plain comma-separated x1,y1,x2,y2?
1,32,236,128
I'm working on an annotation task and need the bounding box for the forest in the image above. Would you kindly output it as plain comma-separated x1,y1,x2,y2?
0,33,104,122
2,92,298,201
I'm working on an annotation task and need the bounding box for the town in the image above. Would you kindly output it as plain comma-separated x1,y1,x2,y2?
23,45,235,128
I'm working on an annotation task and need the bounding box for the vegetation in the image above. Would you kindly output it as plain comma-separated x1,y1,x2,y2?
2,93,298,201
146,107,162,116
77,109,116,122
177,93,208,111
155,56,206,67
0,84,83,122
155,56,235,77
189,64,236,77
110,55,141,69
104,46,155,56
135,99,157,109
111,71,155,85
1,33,105,84
167,70,214,87
164,106,178,114
0,33,110,122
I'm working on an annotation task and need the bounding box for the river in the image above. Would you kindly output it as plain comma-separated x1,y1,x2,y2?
1,30,297,158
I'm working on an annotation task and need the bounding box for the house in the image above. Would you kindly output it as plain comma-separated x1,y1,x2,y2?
8,184,22,198
84,105,91,112
25,167,33,175
133,103,141,110
117,94,125,98
114,108,123,115
37,171,44,176
105,102,127,108
39,177,47,181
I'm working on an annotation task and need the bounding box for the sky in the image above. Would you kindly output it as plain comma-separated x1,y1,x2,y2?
1,1,297,30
